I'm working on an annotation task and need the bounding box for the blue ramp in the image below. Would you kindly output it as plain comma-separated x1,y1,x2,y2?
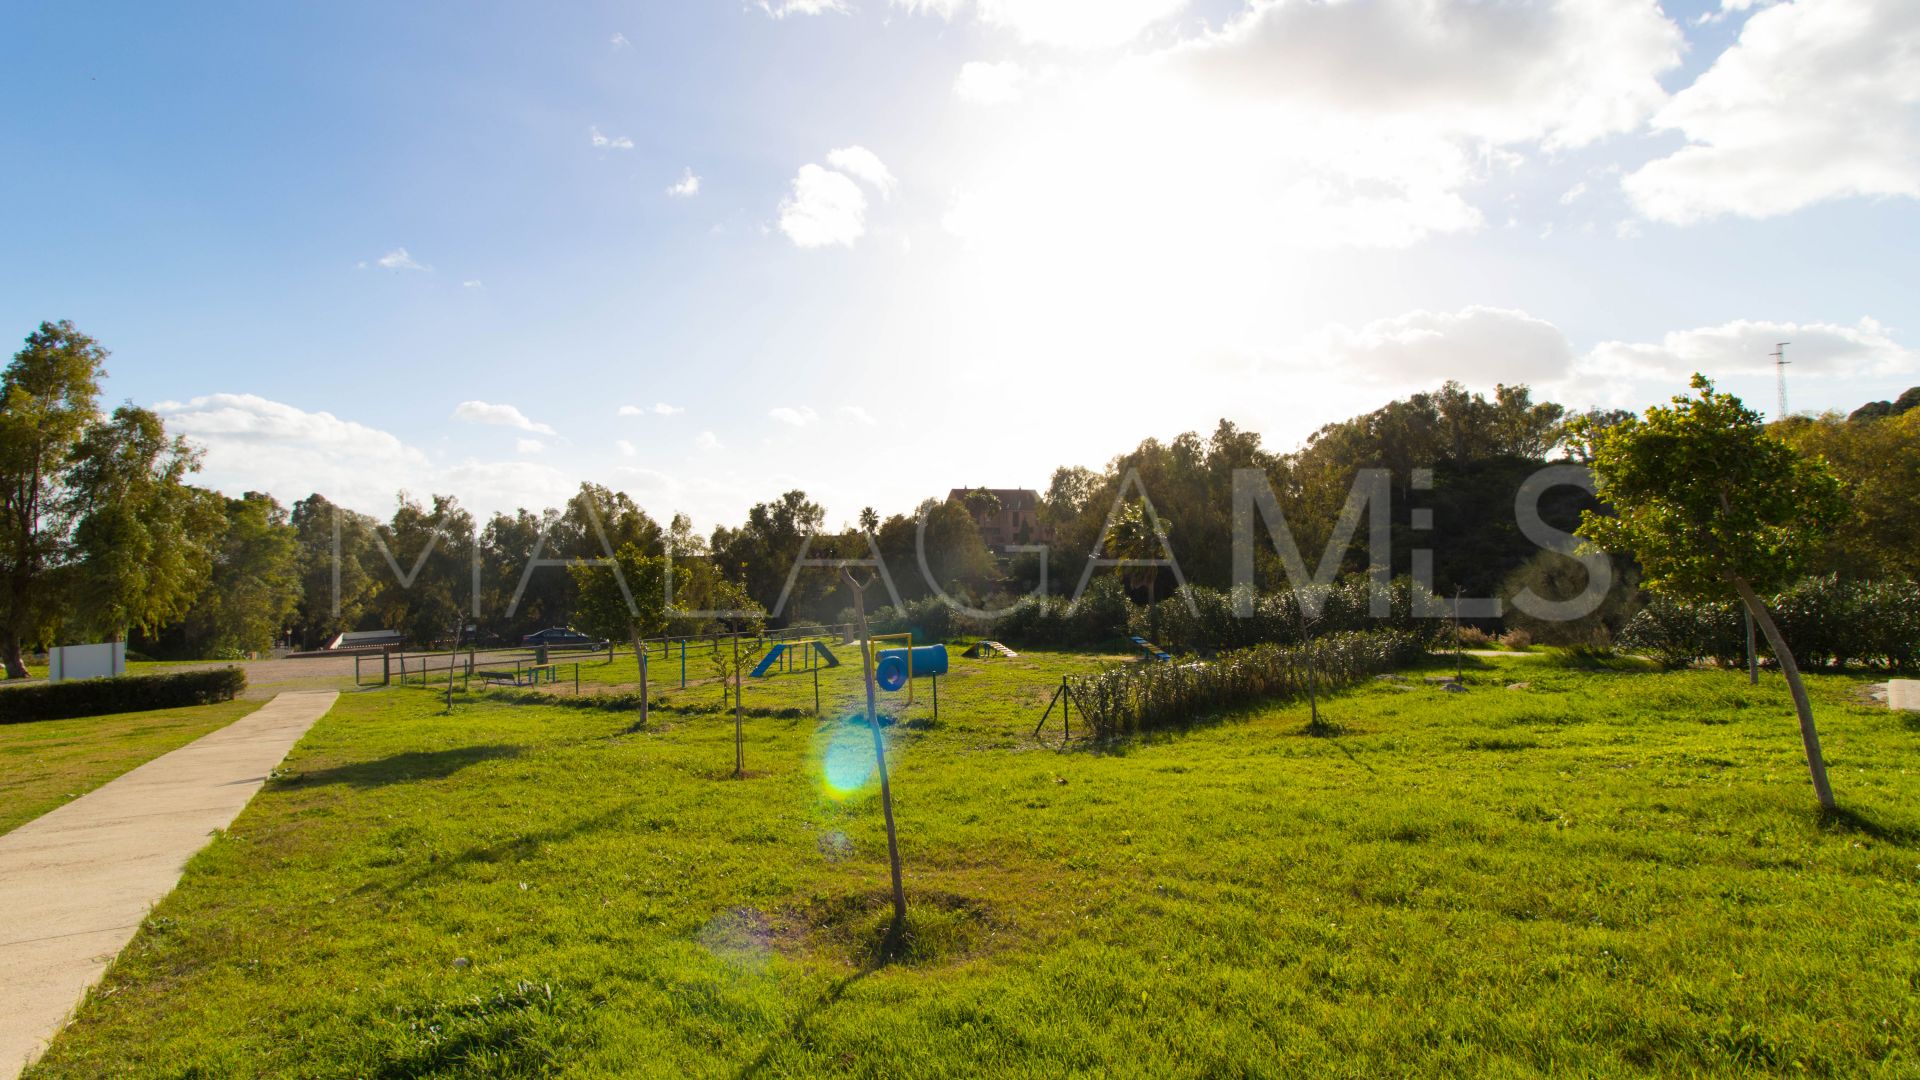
813,641,841,667
749,644,787,678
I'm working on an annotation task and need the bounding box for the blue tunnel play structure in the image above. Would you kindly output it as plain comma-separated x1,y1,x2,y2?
875,644,948,692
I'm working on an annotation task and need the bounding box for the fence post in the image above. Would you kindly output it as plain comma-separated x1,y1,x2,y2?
640,649,650,727
382,647,391,686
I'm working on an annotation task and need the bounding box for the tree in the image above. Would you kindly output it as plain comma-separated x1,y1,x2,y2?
289,494,377,648
858,506,880,535
567,542,670,645
171,493,301,657
1774,409,1920,580
1104,500,1171,606
0,322,103,676
65,406,225,642
1573,375,1850,809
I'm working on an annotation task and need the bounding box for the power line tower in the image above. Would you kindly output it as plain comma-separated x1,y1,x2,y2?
1772,341,1791,419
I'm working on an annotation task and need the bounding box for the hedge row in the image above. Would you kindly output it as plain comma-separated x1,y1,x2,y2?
1066,629,1426,739
1620,576,1920,669
0,667,247,724
849,575,1453,654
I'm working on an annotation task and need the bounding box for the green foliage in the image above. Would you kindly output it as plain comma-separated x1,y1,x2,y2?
63,406,224,641
1068,630,1425,738
0,667,245,724
566,542,670,644
1500,549,1640,647
162,492,301,658
1622,576,1920,670
1141,577,1445,654
1773,408,1920,579
1573,375,1848,600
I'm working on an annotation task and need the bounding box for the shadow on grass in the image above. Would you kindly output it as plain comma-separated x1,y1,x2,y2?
733,966,876,1080
1818,804,1920,847
279,744,524,789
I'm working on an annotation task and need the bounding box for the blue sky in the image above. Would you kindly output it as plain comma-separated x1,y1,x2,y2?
2,0,1916,530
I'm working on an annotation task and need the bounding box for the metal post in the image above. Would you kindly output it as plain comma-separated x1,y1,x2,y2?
1745,608,1759,685
733,632,744,777
680,640,687,689
640,649,650,727
574,662,580,695
932,674,938,720
382,647,391,686
813,659,821,717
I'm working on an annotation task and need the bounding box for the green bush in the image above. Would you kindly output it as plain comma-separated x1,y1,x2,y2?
1066,630,1425,739
1619,577,1920,669
0,667,247,724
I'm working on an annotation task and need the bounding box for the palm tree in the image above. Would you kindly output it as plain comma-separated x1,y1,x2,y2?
1105,501,1170,606
858,506,879,534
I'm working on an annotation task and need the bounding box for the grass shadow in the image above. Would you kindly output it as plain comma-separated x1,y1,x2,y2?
277,744,524,790
1818,804,1920,847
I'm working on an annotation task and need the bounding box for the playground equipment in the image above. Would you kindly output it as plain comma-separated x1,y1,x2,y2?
874,644,948,691
749,640,841,678
964,640,1018,659
1130,636,1173,662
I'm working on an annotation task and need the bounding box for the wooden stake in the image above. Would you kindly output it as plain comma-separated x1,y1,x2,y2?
845,570,907,929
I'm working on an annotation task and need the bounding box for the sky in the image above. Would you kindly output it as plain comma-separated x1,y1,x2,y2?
2,0,1916,532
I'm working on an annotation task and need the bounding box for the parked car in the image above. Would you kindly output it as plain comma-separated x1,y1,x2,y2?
521,627,602,650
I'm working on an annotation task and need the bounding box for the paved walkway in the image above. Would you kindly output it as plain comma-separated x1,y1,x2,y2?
1892,680,1920,712
0,690,338,1078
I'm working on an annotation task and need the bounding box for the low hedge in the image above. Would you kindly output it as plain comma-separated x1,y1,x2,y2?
0,667,247,724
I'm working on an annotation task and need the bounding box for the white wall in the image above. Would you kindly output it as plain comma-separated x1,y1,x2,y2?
48,642,127,683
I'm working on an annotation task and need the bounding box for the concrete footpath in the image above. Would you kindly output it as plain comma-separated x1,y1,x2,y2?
1892,680,1920,712
0,690,339,1078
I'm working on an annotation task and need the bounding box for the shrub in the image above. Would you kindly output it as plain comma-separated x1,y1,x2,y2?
1499,629,1533,650
1064,630,1425,739
0,667,247,724
1454,626,1494,648
1617,577,1920,669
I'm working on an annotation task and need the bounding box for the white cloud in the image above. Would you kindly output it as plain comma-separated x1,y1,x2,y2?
1559,181,1588,206
895,0,1188,49
1171,0,1681,150
371,247,428,272
1625,0,1920,224
954,60,1029,104
778,165,869,248
826,146,896,197
453,400,558,435
156,393,433,514
759,0,848,16
837,405,878,426
618,402,683,417
616,439,637,457
1581,317,1918,382
610,31,630,48
768,406,820,427
695,430,723,451
666,168,702,198
462,279,484,289
590,126,635,150
515,438,546,454
1295,306,1577,388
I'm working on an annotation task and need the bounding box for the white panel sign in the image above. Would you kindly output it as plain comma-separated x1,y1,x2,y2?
48,642,127,683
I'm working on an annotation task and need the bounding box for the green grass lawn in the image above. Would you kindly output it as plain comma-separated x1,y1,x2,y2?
25,651,1920,1077
0,699,264,834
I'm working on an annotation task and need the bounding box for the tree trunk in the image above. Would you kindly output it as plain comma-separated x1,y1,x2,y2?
1,634,26,680
1731,577,1835,810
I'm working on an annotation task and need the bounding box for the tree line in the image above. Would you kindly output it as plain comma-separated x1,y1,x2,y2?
4,320,1914,672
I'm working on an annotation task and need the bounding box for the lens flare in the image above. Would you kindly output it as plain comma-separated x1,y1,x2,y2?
819,719,877,799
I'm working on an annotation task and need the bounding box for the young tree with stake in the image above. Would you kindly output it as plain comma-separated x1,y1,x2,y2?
1572,375,1850,809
